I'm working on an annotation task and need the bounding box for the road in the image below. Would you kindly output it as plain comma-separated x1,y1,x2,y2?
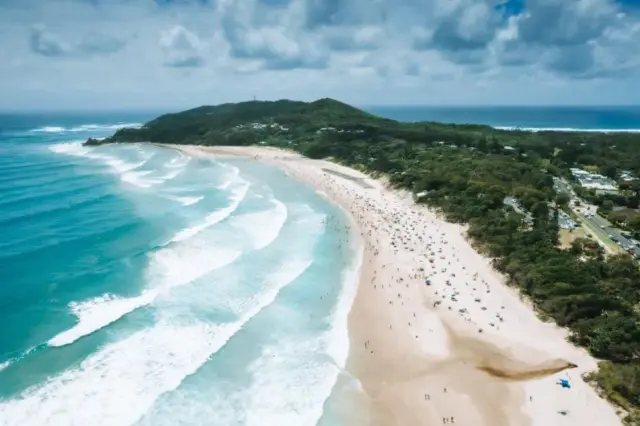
584,213,637,256
553,177,639,258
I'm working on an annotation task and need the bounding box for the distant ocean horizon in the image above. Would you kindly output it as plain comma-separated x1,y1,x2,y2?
365,105,640,132
4,105,640,133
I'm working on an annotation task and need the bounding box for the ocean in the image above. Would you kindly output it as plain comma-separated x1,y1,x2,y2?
1,105,638,426
367,105,640,132
0,112,361,426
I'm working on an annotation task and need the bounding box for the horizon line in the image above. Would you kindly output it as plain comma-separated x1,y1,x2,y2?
2,103,640,114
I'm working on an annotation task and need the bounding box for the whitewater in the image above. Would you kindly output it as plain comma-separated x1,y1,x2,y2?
0,113,361,426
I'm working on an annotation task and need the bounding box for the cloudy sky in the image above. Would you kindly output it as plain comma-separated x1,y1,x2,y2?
2,0,640,110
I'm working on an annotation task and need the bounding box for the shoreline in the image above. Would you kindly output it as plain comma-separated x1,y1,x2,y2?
166,144,623,426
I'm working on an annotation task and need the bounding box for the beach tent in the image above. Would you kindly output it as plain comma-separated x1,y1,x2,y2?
558,378,571,389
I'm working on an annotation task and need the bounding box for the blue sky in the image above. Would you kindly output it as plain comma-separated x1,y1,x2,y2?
2,0,640,110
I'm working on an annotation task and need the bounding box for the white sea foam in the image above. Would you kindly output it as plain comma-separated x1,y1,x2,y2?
48,293,154,347
0,360,12,372
248,205,360,426
245,214,362,426
48,243,242,348
242,218,362,426
325,237,364,367
229,199,288,250
169,181,250,243
51,143,198,190
120,170,154,187
166,195,204,206
121,151,187,188
292,205,327,235
494,126,640,133
121,162,183,188
1,323,225,426
34,123,141,133
156,168,183,182
50,141,148,175
244,338,339,426
217,165,240,190
165,153,191,169
105,157,147,174
49,140,89,155
147,242,242,290
69,123,142,132
50,141,163,188
1,258,313,426
32,126,66,133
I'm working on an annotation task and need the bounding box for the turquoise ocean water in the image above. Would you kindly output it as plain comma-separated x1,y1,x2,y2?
0,113,362,425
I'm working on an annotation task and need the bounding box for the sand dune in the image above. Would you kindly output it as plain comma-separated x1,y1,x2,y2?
174,144,623,426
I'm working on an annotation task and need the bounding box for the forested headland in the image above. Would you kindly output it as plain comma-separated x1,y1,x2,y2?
88,99,640,424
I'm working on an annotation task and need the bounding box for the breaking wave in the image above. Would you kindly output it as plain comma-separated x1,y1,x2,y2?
168,181,250,243
32,123,141,133
3,258,314,426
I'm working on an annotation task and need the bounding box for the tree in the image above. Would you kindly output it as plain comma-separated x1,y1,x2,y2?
600,165,617,179
601,199,615,213
589,312,640,362
570,239,583,255
629,215,640,231
608,210,628,226
556,193,571,206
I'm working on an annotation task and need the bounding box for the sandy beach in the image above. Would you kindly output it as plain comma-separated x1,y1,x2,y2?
174,144,623,426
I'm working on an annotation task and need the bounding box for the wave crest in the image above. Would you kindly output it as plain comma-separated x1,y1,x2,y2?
48,244,243,348
4,258,314,426
169,181,250,243
33,123,141,133
229,198,288,250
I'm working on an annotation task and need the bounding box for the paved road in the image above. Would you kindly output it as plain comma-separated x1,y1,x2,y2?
553,177,639,258
586,214,637,255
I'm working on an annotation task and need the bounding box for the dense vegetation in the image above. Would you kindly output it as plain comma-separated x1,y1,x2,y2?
89,99,640,424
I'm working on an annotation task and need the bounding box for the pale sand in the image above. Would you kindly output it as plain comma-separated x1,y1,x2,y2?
173,144,623,426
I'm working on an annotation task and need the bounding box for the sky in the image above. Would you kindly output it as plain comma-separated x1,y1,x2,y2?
2,0,640,110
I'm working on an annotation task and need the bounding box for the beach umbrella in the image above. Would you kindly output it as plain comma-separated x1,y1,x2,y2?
558,378,571,389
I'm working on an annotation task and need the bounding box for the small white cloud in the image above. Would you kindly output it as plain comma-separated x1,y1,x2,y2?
160,25,205,68
29,24,126,58
30,25,71,57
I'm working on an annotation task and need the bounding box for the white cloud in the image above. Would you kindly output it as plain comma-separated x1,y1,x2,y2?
0,0,639,110
160,25,205,67
30,25,70,56
29,25,126,58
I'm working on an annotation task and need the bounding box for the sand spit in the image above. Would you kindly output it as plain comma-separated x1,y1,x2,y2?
170,144,622,426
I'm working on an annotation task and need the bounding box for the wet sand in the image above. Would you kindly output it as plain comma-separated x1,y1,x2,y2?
173,144,623,426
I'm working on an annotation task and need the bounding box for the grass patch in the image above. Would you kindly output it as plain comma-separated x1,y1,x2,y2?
559,227,585,249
